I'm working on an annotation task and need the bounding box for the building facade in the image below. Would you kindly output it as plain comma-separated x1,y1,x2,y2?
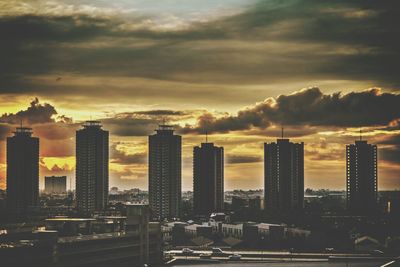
264,138,304,211
193,142,224,216
346,140,378,214
148,125,181,220
6,127,39,215
44,176,67,194
76,121,109,215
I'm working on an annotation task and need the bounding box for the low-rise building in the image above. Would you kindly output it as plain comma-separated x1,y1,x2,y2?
0,204,162,267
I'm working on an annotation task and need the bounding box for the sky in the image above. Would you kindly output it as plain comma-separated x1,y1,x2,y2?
0,0,399,191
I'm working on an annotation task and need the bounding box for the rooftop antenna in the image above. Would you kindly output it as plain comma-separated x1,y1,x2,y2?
281,126,284,139
359,128,362,141
205,130,208,143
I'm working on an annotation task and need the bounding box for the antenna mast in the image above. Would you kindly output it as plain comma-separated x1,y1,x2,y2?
281,126,284,139
205,130,208,143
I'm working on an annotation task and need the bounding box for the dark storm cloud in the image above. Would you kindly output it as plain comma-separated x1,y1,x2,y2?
0,98,76,143
110,143,146,165
182,88,400,134
0,0,399,92
380,147,400,164
0,98,57,124
263,88,400,127
227,155,262,164
101,110,200,136
179,111,271,134
0,14,225,86
102,116,158,136
379,119,400,132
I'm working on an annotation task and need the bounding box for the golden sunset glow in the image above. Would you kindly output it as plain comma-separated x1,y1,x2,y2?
0,0,399,191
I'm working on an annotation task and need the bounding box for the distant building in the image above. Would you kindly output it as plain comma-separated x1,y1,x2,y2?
76,121,109,215
249,196,263,210
346,140,378,214
231,196,248,211
193,142,224,216
148,125,181,220
44,176,67,194
109,186,119,195
264,138,304,211
6,127,39,215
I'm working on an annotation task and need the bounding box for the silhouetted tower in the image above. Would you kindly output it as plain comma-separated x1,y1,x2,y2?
346,137,378,214
193,142,224,216
76,121,109,215
149,124,181,220
6,127,39,215
264,132,304,211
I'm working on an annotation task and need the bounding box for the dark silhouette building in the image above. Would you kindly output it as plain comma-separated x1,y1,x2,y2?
6,127,39,215
346,140,378,214
264,138,304,211
193,142,224,216
44,176,67,194
148,125,181,220
76,121,109,215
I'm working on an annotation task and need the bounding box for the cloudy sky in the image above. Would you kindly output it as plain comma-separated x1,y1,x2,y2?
0,0,399,191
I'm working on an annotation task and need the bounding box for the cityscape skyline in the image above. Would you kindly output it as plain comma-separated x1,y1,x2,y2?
1,122,387,194
0,0,399,192
0,114,398,192
0,1,399,265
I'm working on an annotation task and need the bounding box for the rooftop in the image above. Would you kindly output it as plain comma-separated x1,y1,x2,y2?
13,127,33,136
83,120,102,128
46,218,96,222
155,124,175,134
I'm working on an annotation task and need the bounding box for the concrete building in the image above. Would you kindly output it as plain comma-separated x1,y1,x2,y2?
44,176,67,194
6,127,39,215
264,138,304,211
346,140,378,215
257,223,285,241
193,142,224,216
148,124,181,220
221,223,244,239
184,224,213,238
1,205,161,267
76,121,109,215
